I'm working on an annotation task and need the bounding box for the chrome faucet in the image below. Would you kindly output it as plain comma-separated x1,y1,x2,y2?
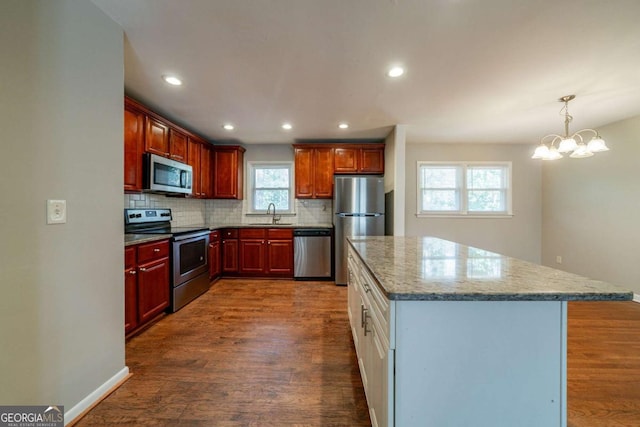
266,203,280,224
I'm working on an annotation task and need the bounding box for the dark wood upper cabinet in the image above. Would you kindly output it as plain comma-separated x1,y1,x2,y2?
294,147,314,198
314,147,335,197
213,146,245,199
169,129,188,162
360,146,385,174
334,144,385,175
187,137,202,197
200,144,213,198
145,116,170,157
294,146,334,199
334,147,359,173
124,99,145,192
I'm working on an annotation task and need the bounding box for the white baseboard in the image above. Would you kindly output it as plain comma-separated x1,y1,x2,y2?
65,366,130,425
634,293,640,304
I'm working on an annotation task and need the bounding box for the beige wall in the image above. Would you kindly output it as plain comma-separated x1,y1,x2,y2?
0,0,125,415
405,143,542,263
542,115,640,295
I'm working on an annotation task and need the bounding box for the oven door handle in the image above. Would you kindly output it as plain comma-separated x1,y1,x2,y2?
172,231,210,242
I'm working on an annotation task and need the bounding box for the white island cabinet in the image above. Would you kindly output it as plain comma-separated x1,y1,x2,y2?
346,236,632,427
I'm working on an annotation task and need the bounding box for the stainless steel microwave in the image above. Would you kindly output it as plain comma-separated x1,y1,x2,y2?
144,153,193,195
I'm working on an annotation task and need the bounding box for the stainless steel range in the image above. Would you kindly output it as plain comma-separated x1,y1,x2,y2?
125,208,210,312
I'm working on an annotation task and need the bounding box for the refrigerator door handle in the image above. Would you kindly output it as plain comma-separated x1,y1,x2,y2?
336,213,383,217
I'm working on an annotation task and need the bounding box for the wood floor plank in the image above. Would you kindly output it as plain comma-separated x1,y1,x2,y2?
75,281,640,426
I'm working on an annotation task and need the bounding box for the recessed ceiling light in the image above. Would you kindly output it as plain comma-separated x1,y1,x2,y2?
338,123,349,129
222,124,235,131
282,123,293,130
162,75,182,86
387,66,405,78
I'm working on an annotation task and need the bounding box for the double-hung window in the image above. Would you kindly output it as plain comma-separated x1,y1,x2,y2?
247,162,294,214
417,162,512,216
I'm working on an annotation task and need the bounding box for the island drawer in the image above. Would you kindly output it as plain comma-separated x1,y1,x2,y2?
359,262,391,343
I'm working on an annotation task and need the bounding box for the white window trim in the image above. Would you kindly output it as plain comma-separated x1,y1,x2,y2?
416,161,513,218
246,161,296,215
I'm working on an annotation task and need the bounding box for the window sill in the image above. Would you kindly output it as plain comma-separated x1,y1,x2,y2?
416,213,513,219
245,212,297,217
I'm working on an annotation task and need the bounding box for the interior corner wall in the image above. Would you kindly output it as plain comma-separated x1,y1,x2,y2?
0,0,125,416
405,143,542,263
385,125,407,236
541,115,640,294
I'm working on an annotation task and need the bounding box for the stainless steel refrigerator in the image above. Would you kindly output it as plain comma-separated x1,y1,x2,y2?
333,175,385,285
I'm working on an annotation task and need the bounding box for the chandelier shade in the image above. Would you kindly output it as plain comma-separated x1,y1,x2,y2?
532,95,609,160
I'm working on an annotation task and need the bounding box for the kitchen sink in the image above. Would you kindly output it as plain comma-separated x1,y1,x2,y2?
249,222,293,226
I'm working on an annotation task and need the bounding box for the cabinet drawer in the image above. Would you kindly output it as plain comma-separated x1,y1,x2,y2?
239,228,266,239
267,228,292,239
360,263,391,343
209,230,220,240
125,247,136,269
222,228,238,239
137,240,170,264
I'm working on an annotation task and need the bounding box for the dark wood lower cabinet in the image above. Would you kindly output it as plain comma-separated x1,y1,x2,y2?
209,231,221,279
239,239,267,275
124,247,138,334
137,256,170,324
221,230,239,274
235,228,293,278
266,239,294,277
124,240,170,337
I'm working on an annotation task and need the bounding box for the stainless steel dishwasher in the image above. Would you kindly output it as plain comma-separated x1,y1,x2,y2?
293,228,332,280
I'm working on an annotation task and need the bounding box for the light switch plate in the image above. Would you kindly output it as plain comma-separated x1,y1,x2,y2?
47,200,67,224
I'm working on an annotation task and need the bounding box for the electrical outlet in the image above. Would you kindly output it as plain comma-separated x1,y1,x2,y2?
556,255,562,264
47,200,67,224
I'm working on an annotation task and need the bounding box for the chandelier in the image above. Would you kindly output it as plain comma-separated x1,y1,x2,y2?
532,95,609,160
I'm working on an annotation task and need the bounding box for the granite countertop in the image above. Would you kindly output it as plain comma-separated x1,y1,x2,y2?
125,223,334,246
208,223,333,229
125,234,170,246
347,236,633,302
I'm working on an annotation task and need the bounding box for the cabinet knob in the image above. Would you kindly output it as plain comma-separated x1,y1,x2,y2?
128,270,136,275
139,267,147,272
153,248,160,252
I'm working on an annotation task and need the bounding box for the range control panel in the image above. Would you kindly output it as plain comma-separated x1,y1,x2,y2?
124,208,172,224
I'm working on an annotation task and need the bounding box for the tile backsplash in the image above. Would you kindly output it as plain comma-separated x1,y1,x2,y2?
124,194,333,226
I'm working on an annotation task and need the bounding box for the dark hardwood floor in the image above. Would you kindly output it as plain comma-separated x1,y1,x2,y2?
567,301,640,427
77,279,371,426
75,280,640,426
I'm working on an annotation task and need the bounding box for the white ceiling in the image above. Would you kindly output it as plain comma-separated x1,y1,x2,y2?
92,0,640,145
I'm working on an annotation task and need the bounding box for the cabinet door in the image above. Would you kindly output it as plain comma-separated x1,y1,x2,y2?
266,239,293,277
124,267,138,334
200,144,213,198
239,239,266,275
366,319,390,427
294,147,314,198
360,147,384,174
222,239,239,273
187,138,202,197
209,240,221,279
313,147,334,198
124,104,145,192
213,148,244,199
334,147,359,173
169,128,188,162
145,116,170,157
124,246,138,334
137,256,170,323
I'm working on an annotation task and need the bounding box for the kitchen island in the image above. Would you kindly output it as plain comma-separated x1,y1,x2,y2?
346,236,632,427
